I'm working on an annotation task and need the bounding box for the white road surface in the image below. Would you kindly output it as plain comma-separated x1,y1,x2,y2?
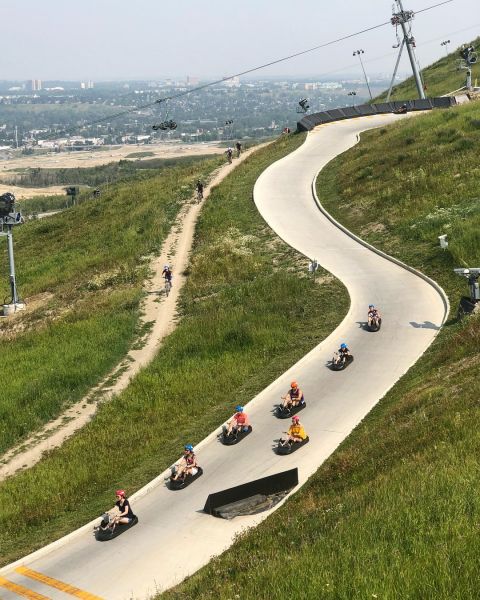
0,113,448,600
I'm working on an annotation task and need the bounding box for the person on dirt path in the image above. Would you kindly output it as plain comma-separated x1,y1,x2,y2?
162,264,173,287
195,180,204,202
226,147,233,164
235,141,242,158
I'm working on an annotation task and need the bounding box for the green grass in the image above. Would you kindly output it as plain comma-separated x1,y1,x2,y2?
374,36,479,101
19,194,76,215
0,132,350,565
161,103,480,599
125,151,156,158
316,101,480,300
0,157,220,454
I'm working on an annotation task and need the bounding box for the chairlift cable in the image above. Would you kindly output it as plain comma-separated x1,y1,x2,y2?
51,0,454,137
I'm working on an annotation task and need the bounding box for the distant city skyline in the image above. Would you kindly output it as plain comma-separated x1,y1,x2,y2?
2,0,478,81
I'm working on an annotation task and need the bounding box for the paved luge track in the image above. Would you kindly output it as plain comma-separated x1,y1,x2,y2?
0,114,448,599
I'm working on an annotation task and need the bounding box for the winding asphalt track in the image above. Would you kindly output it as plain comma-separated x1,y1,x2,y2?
0,113,448,599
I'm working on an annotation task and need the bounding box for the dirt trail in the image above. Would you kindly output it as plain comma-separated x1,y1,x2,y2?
0,146,263,482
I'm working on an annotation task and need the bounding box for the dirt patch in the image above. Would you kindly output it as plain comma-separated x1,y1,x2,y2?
0,142,225,199
0,183,67,199
360,222,387,236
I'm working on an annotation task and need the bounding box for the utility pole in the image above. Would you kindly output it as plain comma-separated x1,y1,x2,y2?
391,0,425,99
14,126,18,149
353,50,373,100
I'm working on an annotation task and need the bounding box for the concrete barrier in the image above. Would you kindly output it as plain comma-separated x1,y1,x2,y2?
204,468,298,517
297,97,457,132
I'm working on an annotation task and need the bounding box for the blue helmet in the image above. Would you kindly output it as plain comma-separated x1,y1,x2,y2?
340,343,347,349
184,444,194,452
235,405,244,412
369,304,374,309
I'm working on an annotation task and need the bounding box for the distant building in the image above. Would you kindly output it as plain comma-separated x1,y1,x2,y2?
37,140,60,149
30,79,42,91
87,80,94,89
187,76,199,87
135,135,152,143
321,81,342,89
223,76,240,88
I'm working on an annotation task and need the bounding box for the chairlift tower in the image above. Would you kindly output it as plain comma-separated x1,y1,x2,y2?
391,0,425,99
0,193,24,315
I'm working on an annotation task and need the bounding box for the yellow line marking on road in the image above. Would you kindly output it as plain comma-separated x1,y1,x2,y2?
0,577,49,600
15,567,103,600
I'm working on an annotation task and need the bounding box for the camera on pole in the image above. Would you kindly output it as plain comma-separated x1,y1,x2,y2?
454,267,480,318
458,45,477,91
0,192,25,316
459,45,477,65
65,186,79,206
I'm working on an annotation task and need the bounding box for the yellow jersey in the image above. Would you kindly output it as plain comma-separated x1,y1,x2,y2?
288,424,307,439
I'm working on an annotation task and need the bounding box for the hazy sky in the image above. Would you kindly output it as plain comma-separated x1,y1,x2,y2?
3,0,479,81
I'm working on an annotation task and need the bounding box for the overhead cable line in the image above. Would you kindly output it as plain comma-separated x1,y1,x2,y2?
52,0,454,137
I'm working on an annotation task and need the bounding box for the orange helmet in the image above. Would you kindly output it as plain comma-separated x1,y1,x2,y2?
290,381,298,389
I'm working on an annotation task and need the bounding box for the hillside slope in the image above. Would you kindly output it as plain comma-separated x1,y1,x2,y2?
164,103,480,599
0,133,352,565
0,156,220,455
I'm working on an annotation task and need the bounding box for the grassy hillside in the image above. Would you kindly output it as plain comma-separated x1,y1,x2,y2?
0,156,220,454
374,36,479,101
163,103,480,599
0,132,350,565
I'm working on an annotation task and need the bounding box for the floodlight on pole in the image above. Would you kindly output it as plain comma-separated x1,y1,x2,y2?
440,39,451,56
347,91,357,106
353,50,373,100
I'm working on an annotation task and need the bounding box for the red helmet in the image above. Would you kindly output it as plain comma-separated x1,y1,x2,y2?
290,381,298,389
292,415,300,422
115,489,125,498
